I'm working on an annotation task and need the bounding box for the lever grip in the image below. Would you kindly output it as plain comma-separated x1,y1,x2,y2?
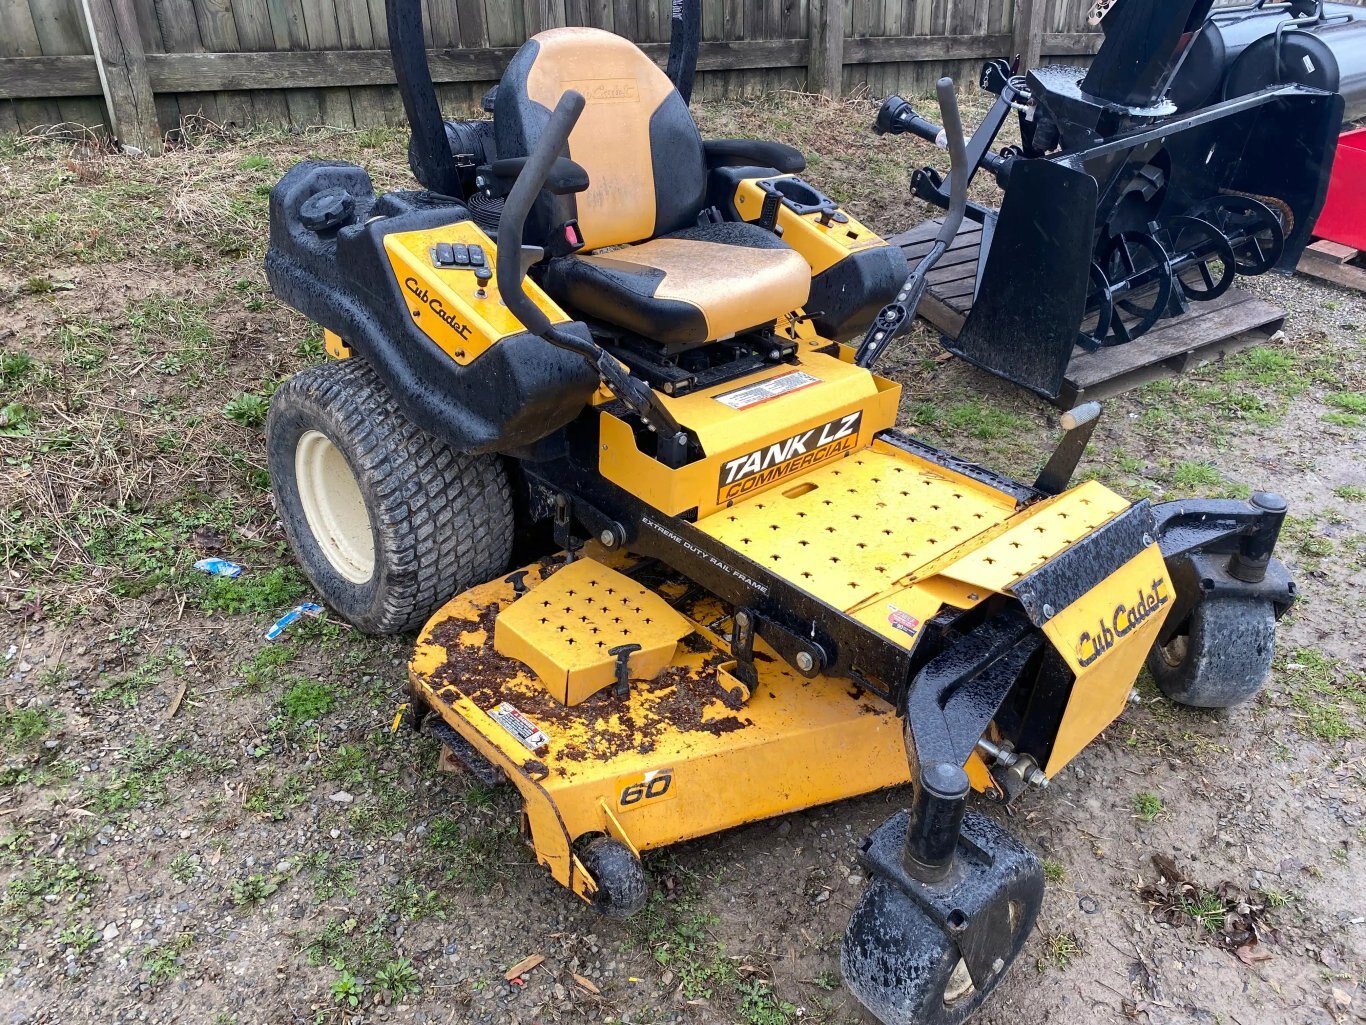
496,89,586,338
875,95,945,144
931,78,969,253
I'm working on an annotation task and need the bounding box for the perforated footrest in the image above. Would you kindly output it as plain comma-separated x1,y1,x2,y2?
493,558,693,706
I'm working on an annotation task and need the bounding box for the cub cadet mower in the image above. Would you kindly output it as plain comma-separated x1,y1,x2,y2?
262,1,1297,1020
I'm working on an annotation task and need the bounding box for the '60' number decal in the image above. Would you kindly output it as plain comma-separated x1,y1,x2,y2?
618,769,674,809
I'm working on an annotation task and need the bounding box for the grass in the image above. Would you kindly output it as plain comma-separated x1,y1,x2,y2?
279,679,336,723
1042,858,1067,883
1037,933,1082,972
1282,648,1366,741
187,566,308,615
1,706,60,748
1132,792,1164,822
375,958,421,1000
1178,890,1229,933
305,916,400,977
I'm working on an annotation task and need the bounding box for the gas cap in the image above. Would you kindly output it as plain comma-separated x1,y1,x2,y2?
300,187,355,233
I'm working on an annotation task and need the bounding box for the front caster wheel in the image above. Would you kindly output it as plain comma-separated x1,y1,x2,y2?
578,837,648,919
1146,597,1277,708
841,811,1042,1025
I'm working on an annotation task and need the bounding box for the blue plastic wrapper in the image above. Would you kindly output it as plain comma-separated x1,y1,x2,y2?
265,603,325,640
194,558,243,578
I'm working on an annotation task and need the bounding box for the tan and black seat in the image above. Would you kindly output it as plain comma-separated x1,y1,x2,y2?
494,27,811,348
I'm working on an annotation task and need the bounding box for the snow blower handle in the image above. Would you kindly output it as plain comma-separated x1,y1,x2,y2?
854,77,968,370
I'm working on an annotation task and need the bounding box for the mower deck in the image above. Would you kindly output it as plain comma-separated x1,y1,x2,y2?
409,555,912,901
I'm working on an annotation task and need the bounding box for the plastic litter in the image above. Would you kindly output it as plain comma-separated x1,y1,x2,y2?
265,603,325,640
194,558,243,578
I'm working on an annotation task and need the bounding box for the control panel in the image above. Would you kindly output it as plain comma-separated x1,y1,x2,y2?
382,220,571,365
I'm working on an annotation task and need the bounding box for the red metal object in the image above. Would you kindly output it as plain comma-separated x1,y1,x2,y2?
1315,126,1366,250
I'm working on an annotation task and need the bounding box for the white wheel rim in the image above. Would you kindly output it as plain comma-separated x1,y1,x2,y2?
295,429,375,584
944,958,975,1005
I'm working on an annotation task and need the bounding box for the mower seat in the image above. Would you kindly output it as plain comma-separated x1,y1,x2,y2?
494,27,811,347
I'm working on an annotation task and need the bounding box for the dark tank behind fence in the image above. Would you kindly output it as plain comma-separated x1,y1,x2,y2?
877,0,1344,400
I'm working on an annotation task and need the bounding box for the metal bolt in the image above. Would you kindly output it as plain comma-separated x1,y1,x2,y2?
1041,603,1055,619
599,529,616,548
991,958,1004,975
735,611,750,630
1142,532,1154,547
1025,766,1049,788
795,651,815,672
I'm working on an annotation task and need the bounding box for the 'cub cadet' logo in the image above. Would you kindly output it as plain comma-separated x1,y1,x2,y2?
405,276,471,340
563,78,639,103
717,412,862,503
1076,578,1170,668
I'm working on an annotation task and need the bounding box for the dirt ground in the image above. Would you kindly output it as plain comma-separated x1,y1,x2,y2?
1,92,1364,1025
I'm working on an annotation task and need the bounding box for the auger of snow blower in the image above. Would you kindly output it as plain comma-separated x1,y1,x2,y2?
876,0,1345,400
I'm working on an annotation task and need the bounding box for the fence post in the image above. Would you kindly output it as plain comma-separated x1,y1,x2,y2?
79,0,162,153
807,0,845,98
1013,0,1046,72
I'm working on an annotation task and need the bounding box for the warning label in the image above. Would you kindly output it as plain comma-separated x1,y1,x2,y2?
487,701,549,754
716,411,863,504
713,371,820,410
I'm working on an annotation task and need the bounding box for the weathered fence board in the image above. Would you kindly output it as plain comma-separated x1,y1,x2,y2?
0,0,1105,137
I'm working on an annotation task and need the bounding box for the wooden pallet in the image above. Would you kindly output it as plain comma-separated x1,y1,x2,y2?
889,218,1287,408
1296,239,1366,293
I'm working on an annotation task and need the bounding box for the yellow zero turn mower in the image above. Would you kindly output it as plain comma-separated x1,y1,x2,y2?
262,2,1296,1020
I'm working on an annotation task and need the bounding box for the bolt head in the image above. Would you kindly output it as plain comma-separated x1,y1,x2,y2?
1042,603,1055,619
1142,532,1155,547
795,652,815,672
598,529,616,547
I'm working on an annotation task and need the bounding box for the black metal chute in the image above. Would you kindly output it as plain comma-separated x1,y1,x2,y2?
666,0,703,104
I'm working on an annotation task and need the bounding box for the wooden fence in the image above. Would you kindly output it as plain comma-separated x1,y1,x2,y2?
0,0,1102,152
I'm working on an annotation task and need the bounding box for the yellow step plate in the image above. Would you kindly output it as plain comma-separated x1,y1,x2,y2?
493,557,692,706
695,446,1020,611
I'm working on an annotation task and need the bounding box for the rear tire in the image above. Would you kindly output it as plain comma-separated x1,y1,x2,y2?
1146,597,1277,708
267,358,514,634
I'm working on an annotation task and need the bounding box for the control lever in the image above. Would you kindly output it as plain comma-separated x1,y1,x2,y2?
855,78,969,370
1033,403,1102,496
494,91,688,447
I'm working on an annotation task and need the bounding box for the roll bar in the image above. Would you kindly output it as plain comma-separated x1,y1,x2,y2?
386,0,703,199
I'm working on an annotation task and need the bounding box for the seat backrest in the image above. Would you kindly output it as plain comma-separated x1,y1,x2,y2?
495,27,707,250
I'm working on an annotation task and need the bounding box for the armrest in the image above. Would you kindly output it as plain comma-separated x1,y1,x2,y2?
703,138,806,174
487,155,590,195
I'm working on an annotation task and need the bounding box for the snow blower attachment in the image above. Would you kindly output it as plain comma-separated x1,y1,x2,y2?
876,0,1343,399
261,0,1299,1021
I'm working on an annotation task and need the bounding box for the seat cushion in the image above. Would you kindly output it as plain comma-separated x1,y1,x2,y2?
541,222,813,348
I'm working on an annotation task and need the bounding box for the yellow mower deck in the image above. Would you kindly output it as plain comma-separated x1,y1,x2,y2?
410,559,915,902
